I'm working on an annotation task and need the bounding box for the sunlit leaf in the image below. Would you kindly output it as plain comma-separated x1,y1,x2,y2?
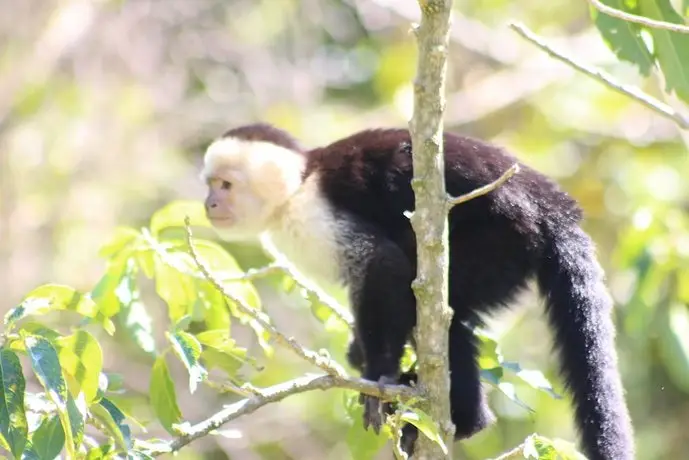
55,330,104,404
189,239,245,274
103,372,124,392
480,366,504,386
149,356,182,434
98,226,141,259
5,284,114,335
168,331,207,394
590,0,654,76
84,443,116,460
149,200,210,237
23,335,79,457
476,330,501,370
91,257,130,318
400,344,417,374
501,362,561,399
197,330,256,377
106,393,151,430
522,433,587,459
24,415,65,460
399,407,448,455
658,303,689,393
155,261,197,324
136,249,157,279
496,381,533,413
197,280,230,331
638,0,689,103
16,322,61,343
116,264,156,355
0,348,28,458
90,397,132,451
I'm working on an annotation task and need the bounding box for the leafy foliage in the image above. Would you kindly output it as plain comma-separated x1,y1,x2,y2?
0,201,573,458
591,0,689,103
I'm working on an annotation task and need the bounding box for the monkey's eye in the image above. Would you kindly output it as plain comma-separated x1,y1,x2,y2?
221,180,232,190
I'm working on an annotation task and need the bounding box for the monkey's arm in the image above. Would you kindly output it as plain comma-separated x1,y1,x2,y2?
344,230,417,431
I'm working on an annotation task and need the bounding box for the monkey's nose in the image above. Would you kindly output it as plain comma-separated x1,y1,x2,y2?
204,198,218,210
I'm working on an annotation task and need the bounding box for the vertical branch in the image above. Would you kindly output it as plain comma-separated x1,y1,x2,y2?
408,0,455,458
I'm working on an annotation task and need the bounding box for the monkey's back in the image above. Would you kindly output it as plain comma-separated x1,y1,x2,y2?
305,128,582,239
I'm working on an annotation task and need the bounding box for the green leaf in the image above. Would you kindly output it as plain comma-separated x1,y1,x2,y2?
102,372,124,392
399,407,448,454
98,226,141,259
90,397,132,451
155,261,197,324
116,264,156,355
657,303,689,393
495,381,533,413
149,356,182,434
16,322,61,343
0,348,28,458
5,284,115,335
195,329,232,348
84,444,116,460
136,249,157,279
639,0,689,103
590,0,655,76
24,415,65,460
522,434,587,459
23,335,78,457
91,256,130,317
167,331,207,394
149,200,210,237
476,330,501,370
197,280,231,331
197,330,255,377
188,239,245,274
480,366,504,386
55,330,104,404
501,362,561,400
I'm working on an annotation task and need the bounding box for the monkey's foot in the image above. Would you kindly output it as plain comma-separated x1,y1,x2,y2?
360,375,397,434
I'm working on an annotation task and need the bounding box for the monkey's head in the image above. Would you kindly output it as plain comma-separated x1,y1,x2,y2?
200,124,306,241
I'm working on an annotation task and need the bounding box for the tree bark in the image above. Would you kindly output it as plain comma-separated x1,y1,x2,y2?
408,0,455,458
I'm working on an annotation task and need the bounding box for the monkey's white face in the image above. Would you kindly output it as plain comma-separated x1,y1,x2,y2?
200,137,306,241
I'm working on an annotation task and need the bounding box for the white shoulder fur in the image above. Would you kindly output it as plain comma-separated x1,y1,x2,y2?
264,174,343,287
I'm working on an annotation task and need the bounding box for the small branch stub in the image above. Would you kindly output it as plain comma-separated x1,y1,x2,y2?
448,163,520,209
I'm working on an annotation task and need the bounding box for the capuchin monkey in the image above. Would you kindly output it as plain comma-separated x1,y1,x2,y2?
200,123,634,460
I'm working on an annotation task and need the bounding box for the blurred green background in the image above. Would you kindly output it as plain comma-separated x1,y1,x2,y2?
1,0,689,459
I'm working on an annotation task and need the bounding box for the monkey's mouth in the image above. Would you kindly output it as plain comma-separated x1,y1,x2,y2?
207,216,234,226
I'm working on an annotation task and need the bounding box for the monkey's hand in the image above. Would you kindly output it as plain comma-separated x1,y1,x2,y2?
359,375,397,434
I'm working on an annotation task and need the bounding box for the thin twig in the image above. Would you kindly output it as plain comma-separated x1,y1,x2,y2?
588,0,689,34
509,22,689,130
184,217,348,378
152,373,417,456
448,163,520,208
223,262,284,281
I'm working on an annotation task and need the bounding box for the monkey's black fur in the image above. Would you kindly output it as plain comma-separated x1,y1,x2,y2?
228,125,634,459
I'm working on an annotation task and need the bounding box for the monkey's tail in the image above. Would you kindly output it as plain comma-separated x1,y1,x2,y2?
536,224,634,460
